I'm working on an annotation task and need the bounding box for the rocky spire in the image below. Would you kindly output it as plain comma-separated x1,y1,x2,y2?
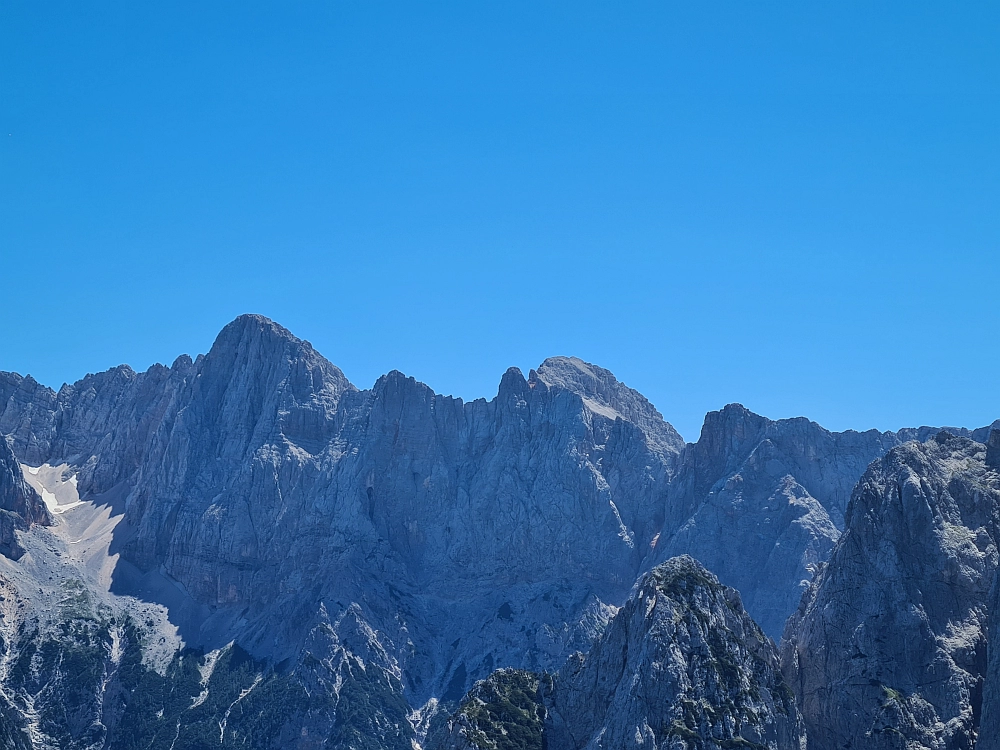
0,437,49,559
545,555,804,750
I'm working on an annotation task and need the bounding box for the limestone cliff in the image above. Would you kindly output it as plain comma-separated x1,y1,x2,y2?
0,437,48,559
781,433,1000,750
0,315,995,748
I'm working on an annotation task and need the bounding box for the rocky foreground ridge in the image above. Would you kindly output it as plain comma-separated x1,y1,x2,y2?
430,556,804,750
0,314,996,748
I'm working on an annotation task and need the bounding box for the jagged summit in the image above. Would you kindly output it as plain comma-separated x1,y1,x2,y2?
531,355,684,455
212,313,300,351
650,401,948,641
543,553,804,749
206,314,353,387
432,554,804,750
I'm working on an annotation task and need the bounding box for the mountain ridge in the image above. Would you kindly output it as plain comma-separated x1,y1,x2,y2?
0,313,997,749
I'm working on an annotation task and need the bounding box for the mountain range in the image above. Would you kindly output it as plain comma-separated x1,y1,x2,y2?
0,314,997,749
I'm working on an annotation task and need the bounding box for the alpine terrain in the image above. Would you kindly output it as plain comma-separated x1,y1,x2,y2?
0,314,996,749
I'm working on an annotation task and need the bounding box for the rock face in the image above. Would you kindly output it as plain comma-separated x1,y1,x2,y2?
649,404,947,640
434,557,804,750
0,437,49,559
545,556,803,750
987,428,1000,471
0,314,995,748
781,433,1000,750
0,315,688,744
982,431,1000,749
430,556,804,750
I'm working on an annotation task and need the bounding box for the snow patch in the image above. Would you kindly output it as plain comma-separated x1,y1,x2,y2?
20,463,85,513
191,648,223,709
583,397,620,421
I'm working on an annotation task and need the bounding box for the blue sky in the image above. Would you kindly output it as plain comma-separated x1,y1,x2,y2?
1,2,998,440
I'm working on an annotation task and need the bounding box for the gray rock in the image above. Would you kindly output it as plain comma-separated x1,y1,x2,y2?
781,433,1000,750
974,433,1000,749
0,436,49,559
0,316,684,707
0,314,995,748
432,557,804,750
972,420,1000,446
650,403,929,640
544,555,804,750
987,428,1000,471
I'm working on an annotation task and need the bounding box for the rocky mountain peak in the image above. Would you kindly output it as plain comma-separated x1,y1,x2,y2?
205,314,351,386
543,554,804,749
193,314,356,448
432,555,804,750
0,314,994,748
696,403,789,462
498,365,529,394
531,356,684,456
649,402,955,642
214,312,298,346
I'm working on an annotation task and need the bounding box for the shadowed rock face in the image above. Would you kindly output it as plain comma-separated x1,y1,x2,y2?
0,437,49,559
781,433,1000,750
987,428,1000,471
983,431,1000,750
0,438,49,528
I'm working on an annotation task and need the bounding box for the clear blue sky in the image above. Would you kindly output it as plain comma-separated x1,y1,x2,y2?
2,2,998,441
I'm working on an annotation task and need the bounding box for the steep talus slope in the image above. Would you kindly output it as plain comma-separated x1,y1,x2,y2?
433,556,804,750
781,432,1000,750
650,403,953,639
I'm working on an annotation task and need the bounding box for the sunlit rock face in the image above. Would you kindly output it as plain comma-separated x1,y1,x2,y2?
781,433,1000,750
